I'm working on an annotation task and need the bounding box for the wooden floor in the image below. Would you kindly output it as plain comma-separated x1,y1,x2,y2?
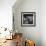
0,39,16,46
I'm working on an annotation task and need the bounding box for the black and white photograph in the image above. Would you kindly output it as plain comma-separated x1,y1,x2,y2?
21,12,36,27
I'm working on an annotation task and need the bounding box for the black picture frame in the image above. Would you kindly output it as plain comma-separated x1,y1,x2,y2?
21,12,36,27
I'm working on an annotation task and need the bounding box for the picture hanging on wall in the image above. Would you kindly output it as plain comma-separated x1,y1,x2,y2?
21,12,36,27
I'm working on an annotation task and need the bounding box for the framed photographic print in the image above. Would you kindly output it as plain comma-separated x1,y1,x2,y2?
21,12,36,27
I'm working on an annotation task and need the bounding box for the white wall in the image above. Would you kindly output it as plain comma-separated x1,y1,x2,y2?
41,0,46,46
13,0,46,46
13,0,41,46
0,0,16,29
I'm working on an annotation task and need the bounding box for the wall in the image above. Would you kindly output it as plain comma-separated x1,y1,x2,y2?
41,0,46,46
0,0,16,30
0,0,17,39
13,0,41,46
